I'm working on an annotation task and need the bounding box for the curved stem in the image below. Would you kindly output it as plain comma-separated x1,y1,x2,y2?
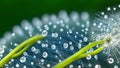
54,40,106,68
0,34,46,68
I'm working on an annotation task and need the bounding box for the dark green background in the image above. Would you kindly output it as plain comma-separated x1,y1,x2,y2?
0,0,120,37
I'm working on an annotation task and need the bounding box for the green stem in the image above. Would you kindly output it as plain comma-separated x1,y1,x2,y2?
0,34,46,68
54,40,105,68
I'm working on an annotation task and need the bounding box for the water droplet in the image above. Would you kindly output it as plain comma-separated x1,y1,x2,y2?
20,56,26,63
86,54,92,60
31,62,34,65
16,64,19,67
108,58,114,64
51,44,56,49
83,37,88,42
42,52,48,58
69,64,73,68
63,43,69,49
70,46,74,50
114,65,118,68
68,29,72,33
12,33,15,36
95,64,101,68
0,48,4,54
88,63,92,67
52,33,58,37
47,64,51,67
31,47,36,52
42,30,48,36
78,65,81,68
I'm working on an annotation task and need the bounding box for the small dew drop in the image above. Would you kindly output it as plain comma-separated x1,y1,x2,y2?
31,62,34,65
114,65,118,68
70,46,74,50
78,65,81,68
78,43,81,49
51,44,56,49
42,52,48,58
31,47,36,52
12,33,15,36
0,48,4,54
86,54,92,60
63,43,69,49
16,64,19,68
42,30,48,36
95,64,101,68
108,58,114,64
52,33,58,38
20,56,26,63
47,64,51,67
83,37,88,42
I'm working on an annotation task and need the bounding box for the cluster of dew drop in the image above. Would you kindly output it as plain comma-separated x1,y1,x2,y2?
0,8,119,68
91,5,120,68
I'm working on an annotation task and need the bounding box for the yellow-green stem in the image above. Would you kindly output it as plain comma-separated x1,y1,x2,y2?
0,34,45,68
54,40,105,68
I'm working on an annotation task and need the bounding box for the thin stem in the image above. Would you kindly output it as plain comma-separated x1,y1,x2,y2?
54,40,106,68
0,34,46,68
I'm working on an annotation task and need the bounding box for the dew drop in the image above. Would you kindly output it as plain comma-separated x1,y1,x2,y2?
42,30,48,36
31,47,36,52
0,48,4,54
42,52,48,58
83,37,88,42
52,33,58,38
51,44,56,49
16,64,19,68
108,58,114,64
70,46,74,50
95,64,101,68
114,65,118,68
78,65,81,68
63,43,69,49
20,56,26,63
47,64,51,67
86,54,92,60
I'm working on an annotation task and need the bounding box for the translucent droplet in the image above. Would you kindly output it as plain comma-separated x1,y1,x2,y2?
94,55,98,60
42,52,48,58
83,37,88,42
95,64,101,68
47,64,51,67
0,48,4,54
86,54,92,60
69,64,73,68
31,47,36,52
63,43,69,49
16,64,19,67
104,15,108,19
107,7,111,11
114,65,118,68
42,30,48,36
68,29,72,33
108,58,114,64
23,66,27,68
51,44,56,49
12,33,15,36
78,43,81,49
20,56,26,63
78,65,81,68
40,59,44,62
88,63,92,67
31,62,34,65
81,12,89,21
52,33,58,38
70,46,74,50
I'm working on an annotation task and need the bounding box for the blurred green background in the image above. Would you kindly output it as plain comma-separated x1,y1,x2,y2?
0,0,120,37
